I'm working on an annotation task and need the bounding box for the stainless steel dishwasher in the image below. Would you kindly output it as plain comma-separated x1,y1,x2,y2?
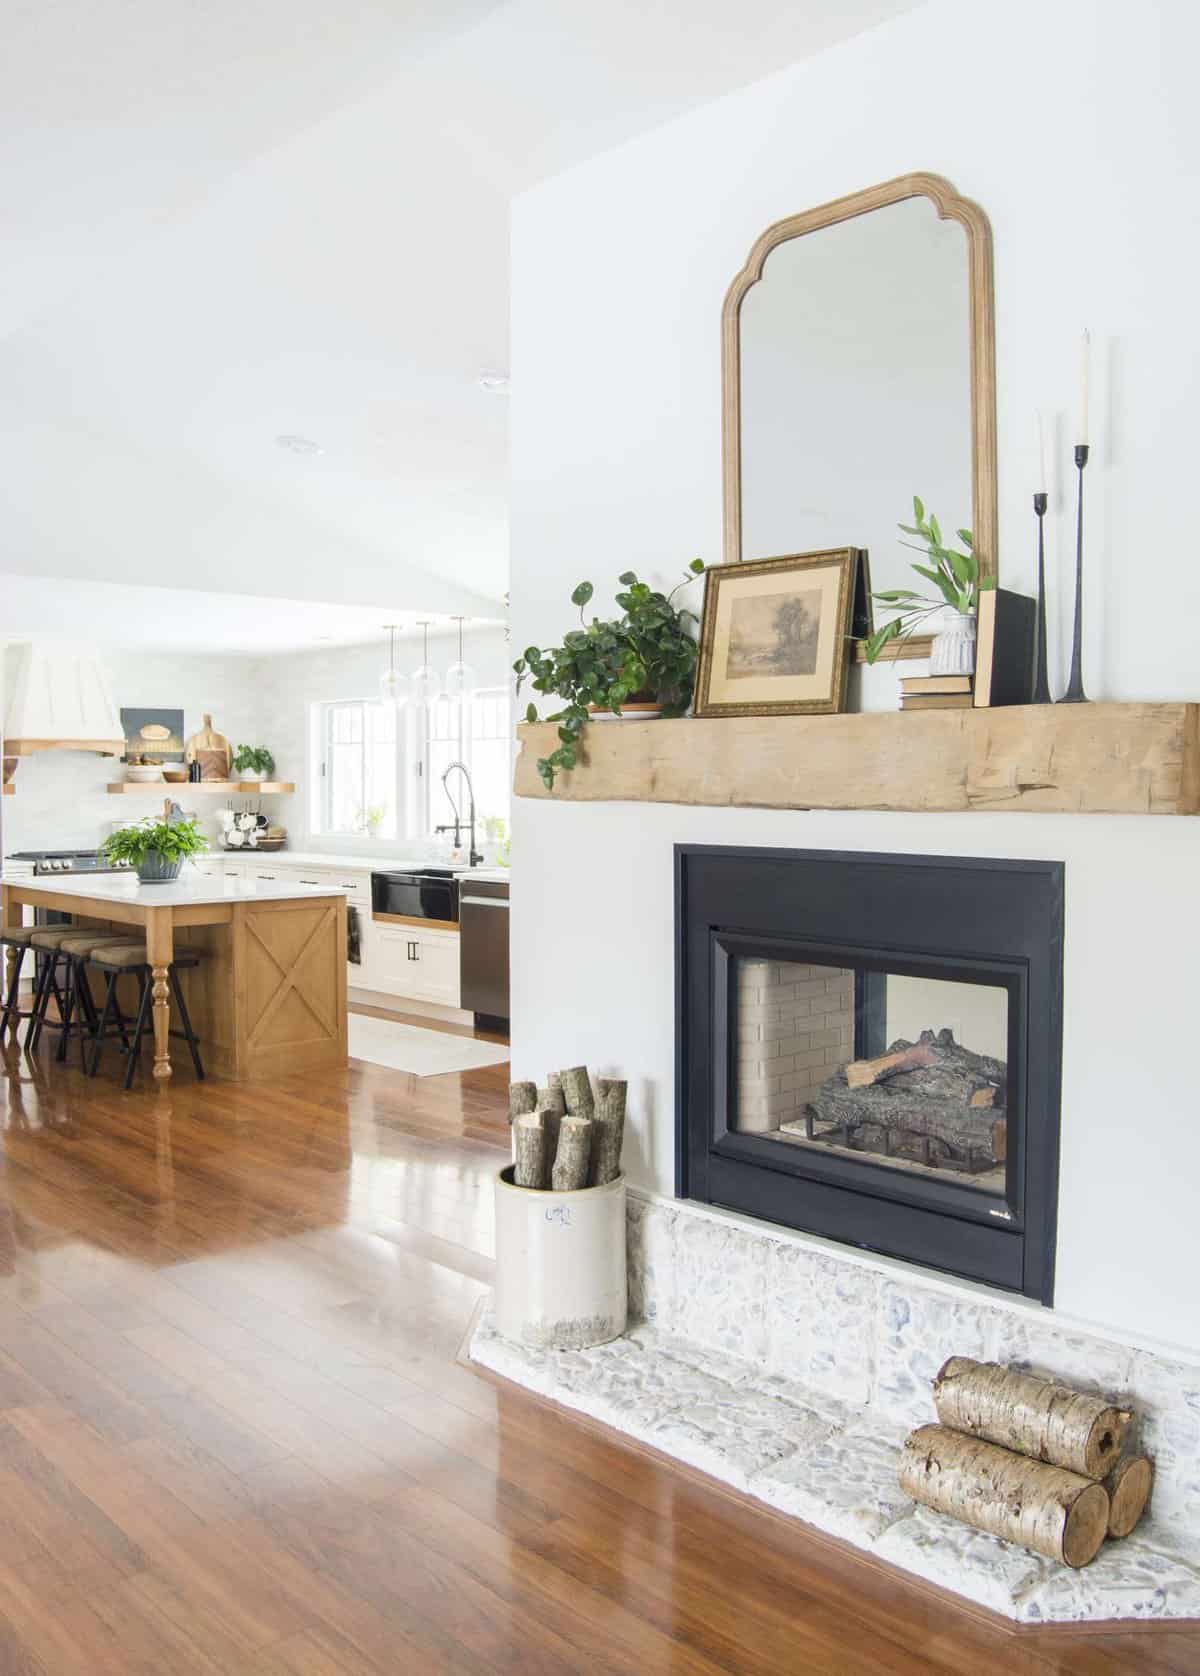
458,876,509,1026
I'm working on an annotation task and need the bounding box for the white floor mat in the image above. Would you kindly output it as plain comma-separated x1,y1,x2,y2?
348,1012,510,1077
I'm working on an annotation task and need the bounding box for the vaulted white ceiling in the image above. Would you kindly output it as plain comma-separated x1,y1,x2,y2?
0,0,918,633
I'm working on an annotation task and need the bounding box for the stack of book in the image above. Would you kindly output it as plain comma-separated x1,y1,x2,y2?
899,675,973,711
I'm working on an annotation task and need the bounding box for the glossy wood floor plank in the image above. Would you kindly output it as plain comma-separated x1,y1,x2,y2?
0,1025,1195,1673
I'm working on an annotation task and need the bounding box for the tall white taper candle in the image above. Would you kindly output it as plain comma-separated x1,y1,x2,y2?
1037,410,1048,491
1078,330,1090,446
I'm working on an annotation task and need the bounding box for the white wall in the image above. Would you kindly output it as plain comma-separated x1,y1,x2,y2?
3,650,261,853
509,0,1200,1353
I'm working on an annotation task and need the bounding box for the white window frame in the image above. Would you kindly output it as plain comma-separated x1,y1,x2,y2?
313,687,511,841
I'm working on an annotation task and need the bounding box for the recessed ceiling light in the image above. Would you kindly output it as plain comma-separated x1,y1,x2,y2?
276,433,323,455
477,371,510,395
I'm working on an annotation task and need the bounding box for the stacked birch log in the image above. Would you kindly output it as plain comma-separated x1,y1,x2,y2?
508,1066,626,1190
898,1356,1154,1568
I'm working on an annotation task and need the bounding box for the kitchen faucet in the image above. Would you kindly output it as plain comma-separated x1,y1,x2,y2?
436,761,483,867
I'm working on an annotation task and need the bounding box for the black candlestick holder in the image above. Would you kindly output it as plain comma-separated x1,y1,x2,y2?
1058,445,1089,703
1031,492,1051,704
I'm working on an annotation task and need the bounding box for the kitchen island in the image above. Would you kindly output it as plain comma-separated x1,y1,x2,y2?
1,872,347,1083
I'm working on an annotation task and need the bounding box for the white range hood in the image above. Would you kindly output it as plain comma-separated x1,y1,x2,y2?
3,640,124,756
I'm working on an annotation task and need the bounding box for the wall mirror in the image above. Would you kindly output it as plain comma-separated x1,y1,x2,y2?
723,174,997,660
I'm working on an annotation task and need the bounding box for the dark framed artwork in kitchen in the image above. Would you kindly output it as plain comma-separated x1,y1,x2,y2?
693,549,864,718
121,707,185,765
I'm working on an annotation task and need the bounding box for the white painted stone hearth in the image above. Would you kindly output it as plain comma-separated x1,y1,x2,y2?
469,1190,1200,1624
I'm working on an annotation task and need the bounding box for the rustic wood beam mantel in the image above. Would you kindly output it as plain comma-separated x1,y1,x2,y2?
514,703,1200,816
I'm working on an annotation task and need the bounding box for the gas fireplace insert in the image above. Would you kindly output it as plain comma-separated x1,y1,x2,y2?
675,846,1064,1301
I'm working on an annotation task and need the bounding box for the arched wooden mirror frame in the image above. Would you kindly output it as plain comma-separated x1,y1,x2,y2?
722,172,997,661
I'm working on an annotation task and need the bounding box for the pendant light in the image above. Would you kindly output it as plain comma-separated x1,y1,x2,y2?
444,616,477,705
411,621,441,706
379,625,409,707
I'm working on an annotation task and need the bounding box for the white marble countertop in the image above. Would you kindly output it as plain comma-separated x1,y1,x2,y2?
218,851,510,884
1,872,345,908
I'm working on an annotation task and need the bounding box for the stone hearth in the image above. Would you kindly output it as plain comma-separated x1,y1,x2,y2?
469,1192,1200,1625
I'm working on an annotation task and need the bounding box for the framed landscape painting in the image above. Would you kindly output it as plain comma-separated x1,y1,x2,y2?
694,549,862,717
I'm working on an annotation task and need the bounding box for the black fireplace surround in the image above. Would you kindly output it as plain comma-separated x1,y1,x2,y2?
675,846,1064,1302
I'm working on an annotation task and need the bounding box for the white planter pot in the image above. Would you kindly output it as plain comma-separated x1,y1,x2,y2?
239,769,262,783
494,1166,627,1350
929,608,977,676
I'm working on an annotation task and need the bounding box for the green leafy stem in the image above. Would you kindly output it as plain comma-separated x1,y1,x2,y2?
863,497,994,664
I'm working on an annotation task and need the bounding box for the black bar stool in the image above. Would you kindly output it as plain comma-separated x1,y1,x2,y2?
87,944,206,1088
0,924,39,1039
55,933,144,1065
24,928,84,1054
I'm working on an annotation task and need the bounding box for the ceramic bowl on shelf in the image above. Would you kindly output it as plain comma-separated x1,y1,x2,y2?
125,765,164,783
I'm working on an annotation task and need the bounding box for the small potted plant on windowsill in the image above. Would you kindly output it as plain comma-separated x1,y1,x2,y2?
102,814,209,883
233,744,275,784
514,561,705,790
864,498,993,673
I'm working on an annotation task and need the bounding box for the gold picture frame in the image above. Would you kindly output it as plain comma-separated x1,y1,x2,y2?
694,549,861,718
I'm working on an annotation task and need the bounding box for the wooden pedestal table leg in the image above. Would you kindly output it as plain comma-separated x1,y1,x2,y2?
145,908,175,1082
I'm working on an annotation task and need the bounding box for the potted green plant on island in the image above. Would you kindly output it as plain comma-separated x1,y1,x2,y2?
102,815,209,883
864,499,993,672
514,561,706,789
233,744,275,784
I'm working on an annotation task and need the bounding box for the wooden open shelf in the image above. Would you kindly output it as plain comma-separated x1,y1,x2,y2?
106,780,296,796
515,703,1199,816
1,784,13,796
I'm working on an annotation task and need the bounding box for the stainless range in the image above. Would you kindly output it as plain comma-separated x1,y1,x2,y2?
6,848,133,877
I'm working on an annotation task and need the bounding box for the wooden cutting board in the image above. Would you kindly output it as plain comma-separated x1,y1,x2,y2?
184,713,232,781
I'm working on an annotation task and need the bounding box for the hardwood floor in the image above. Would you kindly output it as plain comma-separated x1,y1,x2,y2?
0,1031,1193,1674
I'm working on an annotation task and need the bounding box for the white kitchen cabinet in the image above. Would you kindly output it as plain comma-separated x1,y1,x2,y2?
366,922,460,1008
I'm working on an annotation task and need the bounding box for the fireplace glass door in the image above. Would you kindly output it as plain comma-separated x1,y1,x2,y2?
734,959,1008,1192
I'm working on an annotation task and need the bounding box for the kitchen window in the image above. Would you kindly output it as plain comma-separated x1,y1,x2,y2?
315,687,510,840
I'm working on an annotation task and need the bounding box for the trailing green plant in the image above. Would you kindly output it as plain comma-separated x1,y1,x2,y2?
514,560,706,789
102,815,208,868
863,497,994,663
233,744,275,777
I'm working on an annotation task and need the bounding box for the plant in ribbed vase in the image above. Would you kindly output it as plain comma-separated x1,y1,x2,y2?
514,561,706,790
864,498,993,666
102,815,208,882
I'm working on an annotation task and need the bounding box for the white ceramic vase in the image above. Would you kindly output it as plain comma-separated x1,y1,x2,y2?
494,1167,627,1349
929,608,977,676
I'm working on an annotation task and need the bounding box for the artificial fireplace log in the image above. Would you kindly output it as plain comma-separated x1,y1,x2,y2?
932,1356,1132,1480
806,1030,1007,1171
559,1067,595,1120
508,1081,538,1124
898,1424,1110,1568
513,1112,547,1189
845,1042,935,1088
551,1114,593,1191
1103,1456,1154,1539
589,1079,627,1186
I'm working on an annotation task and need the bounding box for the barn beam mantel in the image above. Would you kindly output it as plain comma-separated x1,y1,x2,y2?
514,703,1200,816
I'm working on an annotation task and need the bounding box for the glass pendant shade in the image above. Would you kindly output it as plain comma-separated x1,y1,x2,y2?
411,622,441,705
379,625,408,708
443,617,476,704
443,659,477,703
379,666,408,707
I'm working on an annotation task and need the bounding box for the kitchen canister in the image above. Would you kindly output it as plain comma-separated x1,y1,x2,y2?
493,1166,627,1350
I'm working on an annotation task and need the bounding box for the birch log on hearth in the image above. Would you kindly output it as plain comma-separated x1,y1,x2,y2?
537,1096,564,1167
537,1084,566,1116
551,1114,593,1191
589,1078,627,1186
898,1425,1110,1568
509,1081,538,1124
559,1066,595,1120
513,1113,547,1189
932,1357,1132,1480
1103,1456,1154,1538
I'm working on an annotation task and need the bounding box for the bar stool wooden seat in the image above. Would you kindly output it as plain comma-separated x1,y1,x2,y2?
0,924,39,1038
54,933,145,1065
88,944,206,1088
